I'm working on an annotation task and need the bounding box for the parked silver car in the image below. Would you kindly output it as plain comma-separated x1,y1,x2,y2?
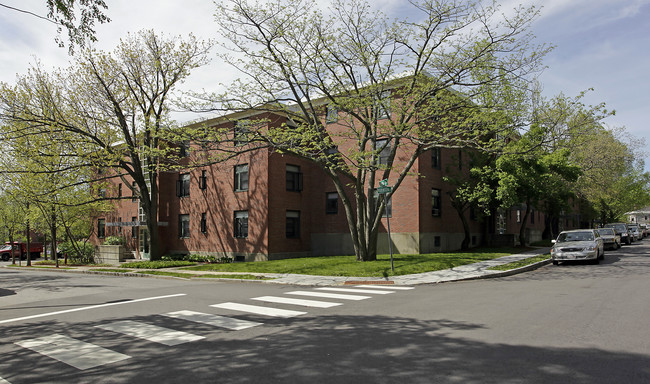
628,223,642,241
603,222,632,245
598,227,621,250
551,229,605,265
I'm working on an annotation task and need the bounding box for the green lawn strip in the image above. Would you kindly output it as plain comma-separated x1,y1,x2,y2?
92,268,132,273
488,254,550,271
133,270,198,278
182,247,529,277
120,260,196,269
198,274,276,281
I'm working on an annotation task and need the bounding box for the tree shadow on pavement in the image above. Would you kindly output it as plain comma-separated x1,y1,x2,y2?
1,312,648,384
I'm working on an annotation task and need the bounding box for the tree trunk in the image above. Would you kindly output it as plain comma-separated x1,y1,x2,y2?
519,202,531,246
51,207,58,268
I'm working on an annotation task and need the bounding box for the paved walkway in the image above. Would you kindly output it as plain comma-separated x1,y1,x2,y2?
3,248,551,287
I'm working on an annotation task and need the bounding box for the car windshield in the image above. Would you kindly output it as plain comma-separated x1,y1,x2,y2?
599,228,614,235
605,224,626,232
557,231,594,242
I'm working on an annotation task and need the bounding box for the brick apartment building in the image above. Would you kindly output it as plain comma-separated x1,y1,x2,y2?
93,99,567,261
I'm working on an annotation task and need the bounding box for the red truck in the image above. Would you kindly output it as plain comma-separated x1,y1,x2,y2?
0,242,43,261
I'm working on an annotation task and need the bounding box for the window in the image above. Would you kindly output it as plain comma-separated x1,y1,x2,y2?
373,195,392,218
201,212,207,234
234,120,250,146
234,164,249,191
97,218,106,239
516,209,521,223
326,104,338,123
431,147,441,169
374,90,391,120
286,211,301,238
131,216,138,237
131,181,138,202
179,140,190,157
199,170,207,190
531,208,535,224
286,165,303,192
99,188,106,199
434,236,441,247
118,183,122,197
382,196,392,218
176,173,190,197
326,192,338,214
234,211,249,238
117,217,122,234
179,214,190,238
432,188,441,217
376,138,391,166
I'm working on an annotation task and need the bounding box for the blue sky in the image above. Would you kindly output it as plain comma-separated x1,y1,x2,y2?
1,0,648,170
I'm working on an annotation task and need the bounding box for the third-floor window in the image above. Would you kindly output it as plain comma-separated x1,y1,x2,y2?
286,164,303,192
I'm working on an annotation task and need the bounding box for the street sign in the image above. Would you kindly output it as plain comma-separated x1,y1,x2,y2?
376,186,392,194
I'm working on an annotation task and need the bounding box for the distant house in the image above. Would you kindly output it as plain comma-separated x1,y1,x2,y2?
626,208,650,225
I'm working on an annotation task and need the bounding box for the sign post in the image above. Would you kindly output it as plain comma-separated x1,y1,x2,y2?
377,179,394,272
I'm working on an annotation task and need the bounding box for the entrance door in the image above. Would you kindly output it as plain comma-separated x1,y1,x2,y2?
138,227,150,260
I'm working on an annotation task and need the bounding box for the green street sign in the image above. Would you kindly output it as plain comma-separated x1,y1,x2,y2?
376,186,392,194
379,179,389,187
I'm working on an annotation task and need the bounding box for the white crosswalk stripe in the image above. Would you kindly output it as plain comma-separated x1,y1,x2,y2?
163,310,262,330
211,302,307,318
96,320,204,346
15,334,130,370
0,377,10,383
286,290,370,301
252,296,342,308
316,287,394,294
354,285,414,290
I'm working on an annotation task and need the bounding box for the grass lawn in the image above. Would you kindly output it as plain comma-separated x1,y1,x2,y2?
182,247,531,277
487,254,550,271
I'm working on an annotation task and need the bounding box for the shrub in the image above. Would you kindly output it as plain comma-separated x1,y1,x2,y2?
103,236,125,245
58,241,95,264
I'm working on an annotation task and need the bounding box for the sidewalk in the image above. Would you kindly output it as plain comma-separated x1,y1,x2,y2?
3,248,551,286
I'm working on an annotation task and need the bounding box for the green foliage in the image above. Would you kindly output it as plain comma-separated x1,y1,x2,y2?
120,260,196,269
102,236,124,245
161,253,233,263
58,240,95,264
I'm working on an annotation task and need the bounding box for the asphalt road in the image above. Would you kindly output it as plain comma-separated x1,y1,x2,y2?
1,241,649,383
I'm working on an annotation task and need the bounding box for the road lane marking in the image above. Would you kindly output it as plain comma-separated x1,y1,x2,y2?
0,377,11,383
163,310,262,330
252,296,342,308
0,294,187,325
15,334,130,370
211,302,306,318
96,320,204,346
355,285,414,290
316,287,394,294
285,291,370,301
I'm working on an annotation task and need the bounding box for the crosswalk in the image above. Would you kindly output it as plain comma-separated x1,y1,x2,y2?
3,284,413,381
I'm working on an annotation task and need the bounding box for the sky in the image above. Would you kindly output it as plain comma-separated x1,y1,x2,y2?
1,0,649,169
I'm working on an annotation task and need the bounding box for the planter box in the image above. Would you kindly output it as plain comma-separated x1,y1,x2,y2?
95,245,129,265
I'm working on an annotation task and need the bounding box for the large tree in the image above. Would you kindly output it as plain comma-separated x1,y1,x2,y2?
209,0,549,261
0,30,212,260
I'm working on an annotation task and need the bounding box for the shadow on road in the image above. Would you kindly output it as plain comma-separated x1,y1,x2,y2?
1,312,648,383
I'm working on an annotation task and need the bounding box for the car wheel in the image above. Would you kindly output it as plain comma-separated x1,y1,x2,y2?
593,253,600,264
1,253,8,261
552,260,558,266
